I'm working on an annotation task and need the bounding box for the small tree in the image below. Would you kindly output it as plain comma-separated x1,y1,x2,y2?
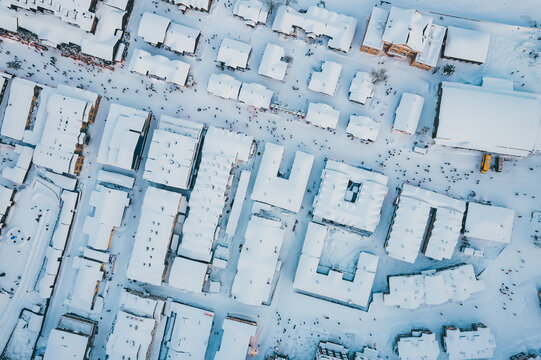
263,0,280,13
443,64,455,76
371,68,388,84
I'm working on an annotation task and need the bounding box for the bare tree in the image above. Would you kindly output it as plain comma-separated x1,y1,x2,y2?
263,0,280,13
371,68,388,84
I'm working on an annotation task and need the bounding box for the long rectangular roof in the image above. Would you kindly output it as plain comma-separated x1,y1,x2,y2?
435,79,541,156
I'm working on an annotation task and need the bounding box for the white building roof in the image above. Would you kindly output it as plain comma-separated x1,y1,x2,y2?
138,12,170,45
106,311,157,360
308,61,342,96
44,329,88,360
214,318,257,360
444,325,496,360
464,202,515,244
393,93,424,134
207,73,241,100
70,257,104,312
168,257,208,293
272,6,357,52
129,49,190,86
386,184,466,263
382,6,433,52
313,160,388,233
32,85,98,174
162,302,214,360
362,7,389,51
179,127,253,262
293,222,379,309
217,38,252,69
0,186,13,219
233,0,268,25
415,24,446,67
97,103,149,170
306,102,340,130
126,186,182,285
2,145,33,184
231,215,285,306
238,82,273,109
251,142,314,213
258,43,288,81
435,79,541,157
346,115,380,142
83,185,130,250
397,331,440,360
144,116,203,189
164,22,200,54
120,289,163,318
384,264,485,309
1,78,37,141
349,71,374,104
444,26,490,64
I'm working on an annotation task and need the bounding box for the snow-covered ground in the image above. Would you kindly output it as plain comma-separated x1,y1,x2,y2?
1,0,541,359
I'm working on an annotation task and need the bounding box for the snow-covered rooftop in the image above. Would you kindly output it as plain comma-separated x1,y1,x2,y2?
162,301,214,360
397,331,440,360
393,93,424,135
179,127,253,262
305,102,340,130
168,257,208,293
70,257,104,312
143,116,203,189
207,73,242,100
382,6,433,52
385,184,466,263
444,325,496,360
384,264,485,309
362,7,389,51
97,103,150,170
214,318,257,360
251,142,314,213
43,329,89,360
164,22,201,54
217,38,252,69
258,43,288,81
308,61,342,96
435,79,541,157
1,145,33,184
233,0,268,26
312,160,388,233
464,202,515,244
126,186,182,285
167,0,211,11
138,12,171,45
272,6,357,53
83,185,130,250
444,26,491,64
1,77,38,141
231,215,285,306
346,115,380,142
129,49,190,86
293,222,379,309
415,24,446,67
238,82,273,109
349,71,375,104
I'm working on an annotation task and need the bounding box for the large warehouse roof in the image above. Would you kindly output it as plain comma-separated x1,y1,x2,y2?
435,79,541,157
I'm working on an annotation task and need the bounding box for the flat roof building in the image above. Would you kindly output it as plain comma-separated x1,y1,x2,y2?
217,38,252,69
349,71,375,104
144,116,203,190
434,78,541,157
214,317,257,360
464,202,515,244
231,215,285,306
313,160,388,233
207,73,242,100
83,185,130,251
346,115,380,142
308,61,342,96
238,82,273,109
70,257,104,312
443,26,490,64
43,329,89,360
305,103,340,130
293,222,379,309
126,186,183,285
129,49,190,86
443,324,496,360
251,142,314,213
393,93,424,135
97,103,151,171
233,0,268,26
397,330,440,360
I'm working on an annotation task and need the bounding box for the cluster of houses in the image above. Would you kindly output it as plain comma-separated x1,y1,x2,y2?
0,0,131,65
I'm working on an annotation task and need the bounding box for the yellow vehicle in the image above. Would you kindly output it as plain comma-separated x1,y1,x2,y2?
480,154,492,173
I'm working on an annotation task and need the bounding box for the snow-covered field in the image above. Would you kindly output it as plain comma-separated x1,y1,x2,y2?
1,0,541,359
